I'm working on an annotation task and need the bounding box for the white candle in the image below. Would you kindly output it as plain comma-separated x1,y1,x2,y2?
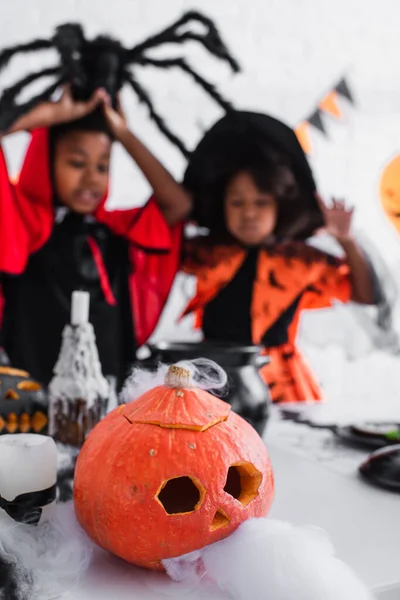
0,434,57,523
71,291,90,326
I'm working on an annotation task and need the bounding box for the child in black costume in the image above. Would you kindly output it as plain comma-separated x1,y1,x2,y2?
0,15,237,388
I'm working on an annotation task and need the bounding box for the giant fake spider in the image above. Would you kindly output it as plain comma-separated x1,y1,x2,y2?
0,11,240,156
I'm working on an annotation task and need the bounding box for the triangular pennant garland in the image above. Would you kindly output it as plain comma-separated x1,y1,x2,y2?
296,76,354,155
295,122,312,155
319,90,342,118
335,78,354,104
308,109,326,133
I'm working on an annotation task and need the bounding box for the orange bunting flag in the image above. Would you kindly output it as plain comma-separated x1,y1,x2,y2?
295,122,312,155
319,91,342,118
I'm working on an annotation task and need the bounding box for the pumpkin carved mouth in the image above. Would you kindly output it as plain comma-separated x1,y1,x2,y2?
210,508,231,531
0,411,48,434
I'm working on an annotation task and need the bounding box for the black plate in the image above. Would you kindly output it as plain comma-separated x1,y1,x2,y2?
359,445,400,493
351,423,400,438
334,426,400,450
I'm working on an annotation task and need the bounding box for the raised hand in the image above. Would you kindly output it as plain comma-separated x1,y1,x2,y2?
315,193,354,242
2,85,107,136
50,84,107,125
102,93,128,140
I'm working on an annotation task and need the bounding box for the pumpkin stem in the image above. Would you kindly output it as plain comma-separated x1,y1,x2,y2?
165,365,192,389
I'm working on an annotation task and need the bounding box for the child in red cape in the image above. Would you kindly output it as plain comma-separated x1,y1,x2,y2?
0,16,237,389
0,88,190,388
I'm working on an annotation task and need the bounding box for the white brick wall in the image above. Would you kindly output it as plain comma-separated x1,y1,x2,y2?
1,0,400,415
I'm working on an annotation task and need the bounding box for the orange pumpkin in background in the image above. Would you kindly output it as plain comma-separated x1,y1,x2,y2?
74,365,274,570
0,365,48,434
380,154,400,236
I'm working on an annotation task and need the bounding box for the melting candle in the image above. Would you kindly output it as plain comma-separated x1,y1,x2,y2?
0,434,57,525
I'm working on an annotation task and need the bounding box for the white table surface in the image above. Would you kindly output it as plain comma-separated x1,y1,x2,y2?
68,424,400,600
268,444,400,596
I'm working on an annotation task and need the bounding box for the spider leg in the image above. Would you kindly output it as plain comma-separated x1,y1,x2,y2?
126,73,190,158
0,39,53,73
0,67,61,107
126,10,239,74
169,31,239,73
0,77,63,132
138,57,233,112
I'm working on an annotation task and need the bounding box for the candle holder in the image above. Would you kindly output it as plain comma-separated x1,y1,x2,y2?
0,433,57,526
51,396,107,447
49,292,109,447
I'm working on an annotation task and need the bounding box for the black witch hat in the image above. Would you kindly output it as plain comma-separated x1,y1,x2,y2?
0,12,239,157
184,111,324,240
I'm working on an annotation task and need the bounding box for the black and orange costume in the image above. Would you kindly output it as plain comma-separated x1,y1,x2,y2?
0,15,238,388
181,241,350,403
180,112,360,403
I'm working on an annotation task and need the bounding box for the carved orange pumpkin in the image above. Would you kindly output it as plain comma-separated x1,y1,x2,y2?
74,365,274,569
380,154,400,235
0,366,48,434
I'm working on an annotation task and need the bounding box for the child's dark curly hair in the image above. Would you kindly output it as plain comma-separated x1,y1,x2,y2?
195,142,306,242
50,106,114,144
184,112,325,243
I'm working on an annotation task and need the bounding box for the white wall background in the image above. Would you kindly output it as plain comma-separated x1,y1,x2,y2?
2,0,400,419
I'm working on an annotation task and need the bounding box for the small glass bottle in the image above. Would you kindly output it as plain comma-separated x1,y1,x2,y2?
49,291,109,447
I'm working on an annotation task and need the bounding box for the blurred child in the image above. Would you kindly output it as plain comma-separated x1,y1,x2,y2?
0,16,236,388
180,112,378,403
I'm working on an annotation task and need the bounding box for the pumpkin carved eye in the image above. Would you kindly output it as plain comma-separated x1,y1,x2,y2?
17,380,42,392
4,389,19,400
156,476,206,515
224,462,262,507
0,367,29,377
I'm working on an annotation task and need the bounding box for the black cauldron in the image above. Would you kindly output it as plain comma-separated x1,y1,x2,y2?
138,342,271,437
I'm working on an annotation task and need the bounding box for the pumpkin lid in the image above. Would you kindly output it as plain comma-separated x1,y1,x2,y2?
121,365,231,431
